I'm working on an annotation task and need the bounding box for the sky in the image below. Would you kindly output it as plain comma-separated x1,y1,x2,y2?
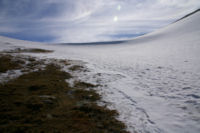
0,0,199,43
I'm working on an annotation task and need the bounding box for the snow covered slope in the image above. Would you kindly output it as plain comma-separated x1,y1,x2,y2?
0,11,200,133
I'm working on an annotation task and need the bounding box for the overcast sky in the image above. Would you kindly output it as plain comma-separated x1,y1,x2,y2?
0,0,199,43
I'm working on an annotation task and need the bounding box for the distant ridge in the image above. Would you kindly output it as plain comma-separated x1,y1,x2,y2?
59,40,126,45
175,8,200,22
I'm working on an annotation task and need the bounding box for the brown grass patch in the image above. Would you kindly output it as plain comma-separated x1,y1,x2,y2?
0,61,128,133
0,54,25,73
4,48,53,53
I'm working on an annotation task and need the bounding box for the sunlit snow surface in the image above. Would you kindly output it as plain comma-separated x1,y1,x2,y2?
0,12,200,133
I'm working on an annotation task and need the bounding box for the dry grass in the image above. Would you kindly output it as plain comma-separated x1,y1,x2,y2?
69,65,85,71
0,54,25,73
0,55,128,133
4,48,53,53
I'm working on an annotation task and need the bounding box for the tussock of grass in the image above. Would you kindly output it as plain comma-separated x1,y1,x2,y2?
0,61,128,132
69,65,85,71
59,59,71,66
0,54,25,73
74,81,98,88
23,48,53,53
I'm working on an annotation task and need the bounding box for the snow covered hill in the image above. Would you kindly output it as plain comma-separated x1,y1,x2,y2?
0,11,200,133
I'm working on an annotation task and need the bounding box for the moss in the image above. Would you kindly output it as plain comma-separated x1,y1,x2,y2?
0,61,129,133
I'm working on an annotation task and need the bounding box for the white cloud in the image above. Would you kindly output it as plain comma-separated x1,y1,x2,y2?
0,0,200,42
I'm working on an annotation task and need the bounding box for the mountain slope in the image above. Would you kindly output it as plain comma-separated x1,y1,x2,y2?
175,8,200,22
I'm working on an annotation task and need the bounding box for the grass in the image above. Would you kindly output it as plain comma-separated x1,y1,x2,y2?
0,54,25,73
69,65,85,71
22,48,53,53
0,54,128,133
4,48,53,53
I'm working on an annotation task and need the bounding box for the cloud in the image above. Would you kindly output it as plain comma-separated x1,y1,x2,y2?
0,0,199,43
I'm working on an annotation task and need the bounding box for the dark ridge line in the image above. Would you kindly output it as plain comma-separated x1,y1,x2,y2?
175,8,200,22
58,40,127,45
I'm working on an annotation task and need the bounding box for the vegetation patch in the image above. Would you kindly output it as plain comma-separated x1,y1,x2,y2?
0,54,25,73
0,58,128,132
69,65,85,71
4,48,53,53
